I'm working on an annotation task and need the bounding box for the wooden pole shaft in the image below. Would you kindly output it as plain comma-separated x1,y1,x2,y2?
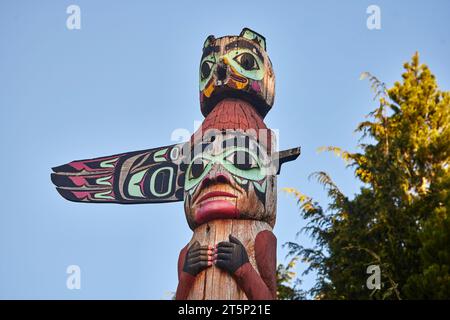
186,219,272,300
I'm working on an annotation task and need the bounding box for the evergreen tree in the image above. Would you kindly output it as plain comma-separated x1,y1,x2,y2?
283,53,450,299
276,257,307,300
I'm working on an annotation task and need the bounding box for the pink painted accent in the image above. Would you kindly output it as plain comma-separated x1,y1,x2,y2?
69,162,90,171
139,173,147,191
251,80,261,93
69,176,86,187
69,156,118,171
195,200,240,225
72,191,91,200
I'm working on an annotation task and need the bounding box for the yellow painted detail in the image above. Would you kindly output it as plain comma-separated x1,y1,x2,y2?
229,65,248,90
204,80,215,98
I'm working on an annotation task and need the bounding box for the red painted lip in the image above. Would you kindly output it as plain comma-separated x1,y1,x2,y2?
195,200,240,225
196,191,237,204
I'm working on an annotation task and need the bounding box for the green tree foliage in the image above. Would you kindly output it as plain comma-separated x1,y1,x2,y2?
276,257,307,300
283,53,450,299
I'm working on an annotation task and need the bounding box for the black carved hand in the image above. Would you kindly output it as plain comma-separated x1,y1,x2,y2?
215,235,249,275
183,241,214,276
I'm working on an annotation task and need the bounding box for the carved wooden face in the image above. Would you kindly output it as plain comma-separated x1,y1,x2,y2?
199,28,275,118
183,130,276,230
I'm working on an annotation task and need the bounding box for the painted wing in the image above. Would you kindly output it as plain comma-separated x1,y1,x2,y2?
51,144,187,204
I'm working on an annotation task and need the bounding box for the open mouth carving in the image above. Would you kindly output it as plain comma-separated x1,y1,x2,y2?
196,191,237,204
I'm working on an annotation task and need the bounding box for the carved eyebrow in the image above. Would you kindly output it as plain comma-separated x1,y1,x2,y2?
224,40,265,62
201,45,220,61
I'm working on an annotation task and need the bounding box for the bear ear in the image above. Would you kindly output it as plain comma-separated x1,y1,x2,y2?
239,28,266,50
203,35,215,50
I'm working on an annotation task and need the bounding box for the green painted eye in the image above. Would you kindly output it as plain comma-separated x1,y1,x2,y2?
225,150,259,170
224,50,264,81
185,156,213,191
234,53,259,71
184,145,269,192
188,158,209,180
222,148,266,181
199,55,216,91
201,60,214,80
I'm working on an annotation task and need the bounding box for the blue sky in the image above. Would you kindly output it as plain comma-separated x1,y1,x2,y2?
1,0,449,299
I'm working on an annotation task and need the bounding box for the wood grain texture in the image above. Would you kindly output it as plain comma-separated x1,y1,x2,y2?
186,219,272,300
191,98,274,154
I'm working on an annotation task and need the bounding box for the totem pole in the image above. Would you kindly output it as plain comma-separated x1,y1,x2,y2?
51,28,300,300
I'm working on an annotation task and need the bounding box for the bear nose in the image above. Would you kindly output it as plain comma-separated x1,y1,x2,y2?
216,64,227,81
200,173,230,189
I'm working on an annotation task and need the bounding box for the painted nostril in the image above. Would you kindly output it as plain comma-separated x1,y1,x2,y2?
201,176,212,189
200,173,229,189
217,65,227,81
216,174,229,184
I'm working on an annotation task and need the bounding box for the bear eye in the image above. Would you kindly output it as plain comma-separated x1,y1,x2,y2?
188,158,209,180
201,60,214,79
234,53,259,71
226,151,259,170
